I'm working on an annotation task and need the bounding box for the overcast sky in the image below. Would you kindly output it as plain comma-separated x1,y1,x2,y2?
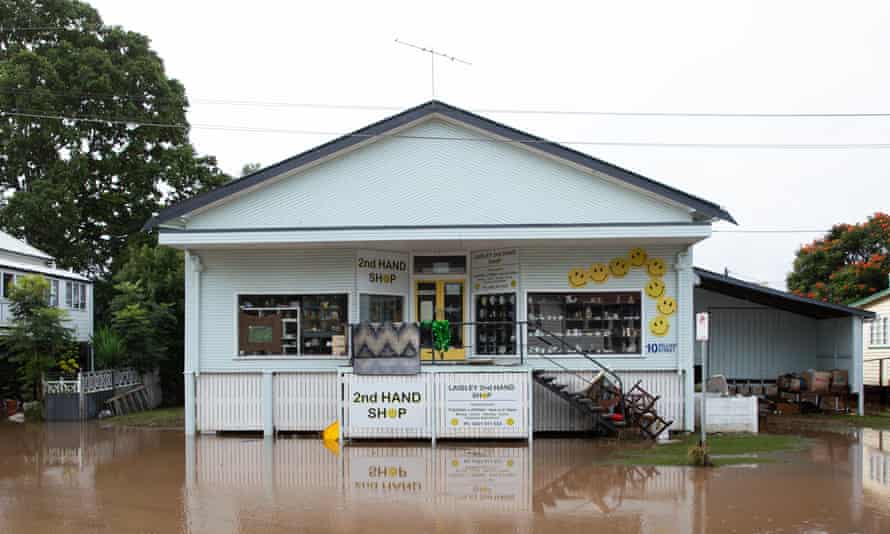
90,0,890,289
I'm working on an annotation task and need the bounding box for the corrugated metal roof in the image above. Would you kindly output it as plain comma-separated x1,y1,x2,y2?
145,100,735,230
695,267,874,319
0,230,54,260
0,257,90,282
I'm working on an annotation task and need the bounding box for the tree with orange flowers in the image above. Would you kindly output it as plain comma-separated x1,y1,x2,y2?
787,213,890,304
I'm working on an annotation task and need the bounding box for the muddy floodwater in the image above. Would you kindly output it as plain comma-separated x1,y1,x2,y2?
0,424,888,533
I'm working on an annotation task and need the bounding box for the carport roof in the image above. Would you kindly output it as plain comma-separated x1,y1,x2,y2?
694,267,875,320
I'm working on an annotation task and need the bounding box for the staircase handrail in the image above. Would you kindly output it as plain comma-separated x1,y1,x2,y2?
528,325,624,397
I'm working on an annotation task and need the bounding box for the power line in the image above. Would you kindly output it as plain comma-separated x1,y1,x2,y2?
712,229,829,234
6,110,890,150
5,87,890,119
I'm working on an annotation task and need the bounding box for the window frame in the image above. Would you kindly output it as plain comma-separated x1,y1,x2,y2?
525,288,646,358
868,315,890,348
234,291,351,359
359,293,406,324
49,279,59,307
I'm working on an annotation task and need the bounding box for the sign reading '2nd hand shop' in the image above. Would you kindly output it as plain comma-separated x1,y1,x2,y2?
348,378,427,430
356,249,410,294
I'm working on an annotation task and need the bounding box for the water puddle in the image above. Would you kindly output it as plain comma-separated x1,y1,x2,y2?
0,423,888,532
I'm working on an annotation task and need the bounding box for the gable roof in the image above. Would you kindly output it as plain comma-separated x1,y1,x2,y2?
0,230,54,261
144,100,735,230
849,286,890,309
695,267,874,319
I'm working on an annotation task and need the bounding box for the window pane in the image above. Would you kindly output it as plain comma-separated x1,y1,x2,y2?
413,255,466,275
475,293,516,355
65,282,73,307
527,292,642,355
238,294,347,356
80,284,87,309
2,273,14,298
360,294,404,323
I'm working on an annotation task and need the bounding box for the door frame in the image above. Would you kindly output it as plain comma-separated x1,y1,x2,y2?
410,251,469,361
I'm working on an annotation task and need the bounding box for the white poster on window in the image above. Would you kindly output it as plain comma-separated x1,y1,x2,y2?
471,248,519,293
356,249,410,294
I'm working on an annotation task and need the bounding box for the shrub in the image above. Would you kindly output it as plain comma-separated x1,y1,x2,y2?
92,326,126,369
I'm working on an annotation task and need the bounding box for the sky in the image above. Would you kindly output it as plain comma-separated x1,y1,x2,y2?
89,0,890,289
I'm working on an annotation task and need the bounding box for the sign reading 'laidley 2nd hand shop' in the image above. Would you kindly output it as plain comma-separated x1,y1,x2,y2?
356,249,410,293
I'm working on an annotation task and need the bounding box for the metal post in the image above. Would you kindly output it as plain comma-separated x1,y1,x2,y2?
700,339,708,447
77,371,85,421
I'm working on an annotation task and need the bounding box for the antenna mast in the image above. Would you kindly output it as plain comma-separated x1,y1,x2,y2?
394,38,472,98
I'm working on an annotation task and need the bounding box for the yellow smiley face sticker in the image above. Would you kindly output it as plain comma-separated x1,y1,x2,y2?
505,418,515,426
645,278,665,298
647,257,667,277
588,263,609,283
609,257,630,277
568,268,588,288
450,418,459,426
657,296,677,315
387,408,398,419
650,315,670,336
629,247,648,267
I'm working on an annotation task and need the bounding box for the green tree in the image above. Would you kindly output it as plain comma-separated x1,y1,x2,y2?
787,212,890,304
110,242,185,402
241,162,262,176
109,280,174,374
0,0,229,277
1,275,74,400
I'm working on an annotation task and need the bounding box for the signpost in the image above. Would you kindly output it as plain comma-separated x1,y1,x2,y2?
696,312,710,446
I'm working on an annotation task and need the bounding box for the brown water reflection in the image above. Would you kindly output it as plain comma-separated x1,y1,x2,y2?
0,423,888,533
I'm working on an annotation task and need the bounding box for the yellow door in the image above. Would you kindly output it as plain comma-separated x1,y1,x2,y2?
415,280,465,361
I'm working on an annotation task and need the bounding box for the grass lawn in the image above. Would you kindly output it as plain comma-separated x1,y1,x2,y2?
609,433,808,467
766,410,890,433
107,407,184,428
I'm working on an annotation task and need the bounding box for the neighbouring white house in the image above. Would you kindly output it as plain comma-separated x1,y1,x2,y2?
852,282,890,387
145,100,871,438
0,230,93,343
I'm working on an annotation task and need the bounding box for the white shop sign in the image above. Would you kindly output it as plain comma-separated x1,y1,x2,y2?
348,378,427,431
445,382,522,430
356,249,410,294
471,248,519,293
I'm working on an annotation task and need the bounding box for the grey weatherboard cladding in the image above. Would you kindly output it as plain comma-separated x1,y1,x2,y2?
145,100,735,230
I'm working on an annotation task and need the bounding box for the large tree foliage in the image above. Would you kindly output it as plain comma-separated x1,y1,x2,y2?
1,275,74,400
110,242,184,402
0,0,228,276
109,279,174,374
787,212,890,304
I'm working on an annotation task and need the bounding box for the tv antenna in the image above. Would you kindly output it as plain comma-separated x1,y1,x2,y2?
395,38,472,99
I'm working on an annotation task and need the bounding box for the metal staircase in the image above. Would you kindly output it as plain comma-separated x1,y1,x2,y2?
530,327,673,440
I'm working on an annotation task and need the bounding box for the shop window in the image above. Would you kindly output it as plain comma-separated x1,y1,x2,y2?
360,294,404,323
869,316,889,346
527,292,642,355
238,294,348,356
413,255,466,275
475,293,516,355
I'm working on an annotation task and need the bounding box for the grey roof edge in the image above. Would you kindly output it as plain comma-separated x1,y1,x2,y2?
144,100,736,231
694,267,875,318
849,287,890,308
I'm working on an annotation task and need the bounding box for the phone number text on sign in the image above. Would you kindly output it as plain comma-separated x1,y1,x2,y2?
445,383,522,429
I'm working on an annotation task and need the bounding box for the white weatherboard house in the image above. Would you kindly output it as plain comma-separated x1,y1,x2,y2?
0,230,92,343
147,100,870,438
852,284,890,387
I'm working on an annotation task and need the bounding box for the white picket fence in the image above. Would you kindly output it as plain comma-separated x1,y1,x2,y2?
44,367,141,395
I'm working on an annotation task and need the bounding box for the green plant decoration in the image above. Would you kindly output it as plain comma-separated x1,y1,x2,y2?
421,320,452,352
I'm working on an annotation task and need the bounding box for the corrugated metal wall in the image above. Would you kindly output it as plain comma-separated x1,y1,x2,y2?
186,120,693,231
197,373,263,432
275,372,339,431
533,370,684,431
